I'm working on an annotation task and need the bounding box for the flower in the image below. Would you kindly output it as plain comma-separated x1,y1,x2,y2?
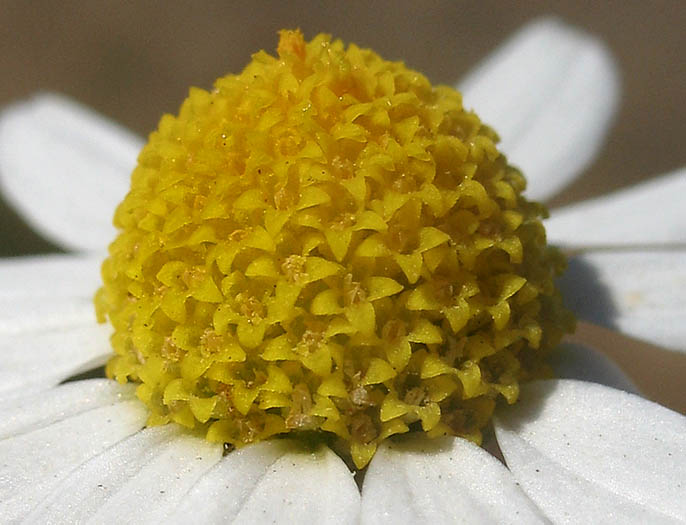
1,18,684,523
98,28,575,469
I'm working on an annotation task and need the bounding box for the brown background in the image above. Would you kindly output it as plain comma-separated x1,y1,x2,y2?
1,1,684,410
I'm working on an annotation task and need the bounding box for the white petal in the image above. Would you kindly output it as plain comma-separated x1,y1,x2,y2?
0,394,146,522
0,253,103,298
547,167,686,247
169,440,360,524
0,94,142,252
0,295,96,334
26,425,223,524
0,378,134,439
0,321,111,398
360,435,546,524
459,18,619,201
0,254,111,396
0,254,103,335
558,249,686,352
550,342,638,394
495,379,686,523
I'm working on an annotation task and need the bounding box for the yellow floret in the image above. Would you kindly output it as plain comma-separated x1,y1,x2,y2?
96,29,574,469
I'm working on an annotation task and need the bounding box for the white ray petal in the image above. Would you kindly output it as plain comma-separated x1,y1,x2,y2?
0,253,106,356
495,379,686,523
26,425,223,524
0,253,103,298
360,435,546,524
0,255,111,395
0,295,97,334
547,167,686,247
0,321,111,398
550,342,637,394
558,249,686,352
169,440,360,524
459,18,619,202
0,379,134,439
0,397,146,522
0,93,142,252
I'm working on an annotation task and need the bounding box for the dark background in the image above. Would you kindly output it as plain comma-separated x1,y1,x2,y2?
1,1,684,411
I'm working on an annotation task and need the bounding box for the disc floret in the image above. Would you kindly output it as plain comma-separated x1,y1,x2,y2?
96,29,573,469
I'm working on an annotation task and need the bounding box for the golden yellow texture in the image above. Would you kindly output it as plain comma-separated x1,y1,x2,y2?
96,29,573,469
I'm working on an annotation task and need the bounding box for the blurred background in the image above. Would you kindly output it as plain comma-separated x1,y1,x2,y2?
1,1,685,253
0,1,684,410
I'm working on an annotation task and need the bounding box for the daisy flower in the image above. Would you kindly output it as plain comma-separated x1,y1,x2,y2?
1,18,685,524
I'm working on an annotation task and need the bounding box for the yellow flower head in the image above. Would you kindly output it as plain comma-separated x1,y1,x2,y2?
96,29,573,469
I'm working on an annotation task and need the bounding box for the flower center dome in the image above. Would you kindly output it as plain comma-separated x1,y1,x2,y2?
96,29,573,469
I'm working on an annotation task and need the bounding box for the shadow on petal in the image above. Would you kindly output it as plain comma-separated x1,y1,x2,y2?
557,254,618,329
